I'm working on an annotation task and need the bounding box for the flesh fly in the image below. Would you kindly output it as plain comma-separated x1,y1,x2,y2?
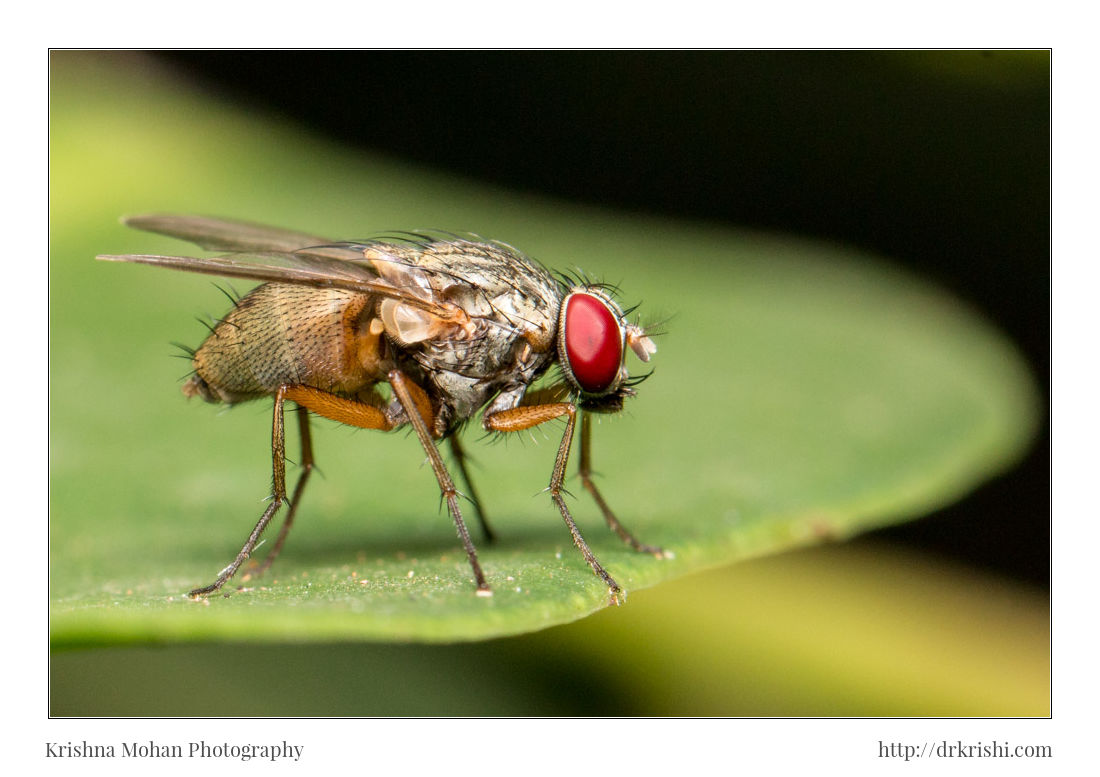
99,215,665,604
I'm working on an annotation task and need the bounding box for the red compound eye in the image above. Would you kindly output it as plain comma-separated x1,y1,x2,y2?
560,292,623,394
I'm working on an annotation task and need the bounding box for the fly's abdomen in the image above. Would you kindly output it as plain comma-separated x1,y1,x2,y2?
184,283,387,404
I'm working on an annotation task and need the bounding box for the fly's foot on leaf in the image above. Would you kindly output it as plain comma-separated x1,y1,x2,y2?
632,540,672,558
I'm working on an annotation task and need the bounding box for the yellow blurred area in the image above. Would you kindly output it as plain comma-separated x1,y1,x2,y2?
541,540,1049,716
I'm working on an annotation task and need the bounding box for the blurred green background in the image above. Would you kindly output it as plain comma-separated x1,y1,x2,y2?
49,51,1048,715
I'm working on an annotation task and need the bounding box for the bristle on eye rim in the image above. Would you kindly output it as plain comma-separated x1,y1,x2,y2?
552,267,624,298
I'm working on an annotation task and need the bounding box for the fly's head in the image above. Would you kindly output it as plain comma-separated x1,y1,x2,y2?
556,286,657,414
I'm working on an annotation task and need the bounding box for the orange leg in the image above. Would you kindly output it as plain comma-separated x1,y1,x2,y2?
190,384,302,596
191,378,496,597
246,386,398,586
282,384,392,430
286,377,490,594
486,403,625,604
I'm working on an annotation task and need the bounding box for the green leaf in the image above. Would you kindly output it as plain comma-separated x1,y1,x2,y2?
50,544,1050,716
50,53,1038,645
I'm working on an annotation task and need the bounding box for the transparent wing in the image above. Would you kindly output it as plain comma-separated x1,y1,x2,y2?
117,213,376,265
120,213,334,254
98,214,458,319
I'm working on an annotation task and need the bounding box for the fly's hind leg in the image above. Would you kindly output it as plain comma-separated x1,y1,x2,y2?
579,411,669,558
243,405,315,584
189,385,391,598
190,385,295,597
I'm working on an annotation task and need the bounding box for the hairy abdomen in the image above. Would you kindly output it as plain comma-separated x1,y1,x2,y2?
184,283,388,404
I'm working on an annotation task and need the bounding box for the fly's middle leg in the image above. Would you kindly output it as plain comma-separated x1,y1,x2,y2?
389,370,492,596
449,433,495,544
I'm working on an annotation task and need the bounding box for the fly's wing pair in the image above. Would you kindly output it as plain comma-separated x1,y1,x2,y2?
97,214,462,321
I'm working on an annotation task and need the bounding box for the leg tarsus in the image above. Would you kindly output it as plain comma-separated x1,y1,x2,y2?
545,406,623,604
188,499,273,597
579,411,669,559
485,401,634,604
553,492,624,605
243,405,315,584
580,477,670,558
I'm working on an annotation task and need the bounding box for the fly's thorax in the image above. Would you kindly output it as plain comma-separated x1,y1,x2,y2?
186,283,390,404
362,237,564,423
365,238,562,354
421,324,558,433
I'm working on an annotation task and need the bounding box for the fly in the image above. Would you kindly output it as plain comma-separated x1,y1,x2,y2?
99,214,666,604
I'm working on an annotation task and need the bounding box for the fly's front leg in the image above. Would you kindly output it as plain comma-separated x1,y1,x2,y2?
189,385,293,598
389,370,492,596
579,411,668,558
485,403,624,605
